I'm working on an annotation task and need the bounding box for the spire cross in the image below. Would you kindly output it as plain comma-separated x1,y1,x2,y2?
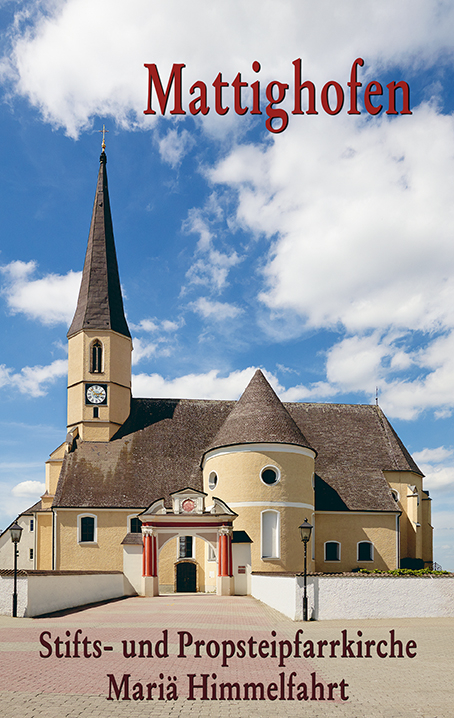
99,124,109,152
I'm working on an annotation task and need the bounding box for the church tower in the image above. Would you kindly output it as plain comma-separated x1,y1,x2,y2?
66,146,132,442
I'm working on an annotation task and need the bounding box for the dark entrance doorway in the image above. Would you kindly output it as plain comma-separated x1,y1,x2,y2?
176,562,196,592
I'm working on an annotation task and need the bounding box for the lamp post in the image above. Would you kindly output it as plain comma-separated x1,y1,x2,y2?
10,521,23,617
299,518,313,621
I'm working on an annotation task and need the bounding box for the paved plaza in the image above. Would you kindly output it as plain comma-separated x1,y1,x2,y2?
1,593,453,718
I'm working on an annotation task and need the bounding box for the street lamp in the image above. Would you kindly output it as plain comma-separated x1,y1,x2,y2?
10,521,23,617
299,518,313,621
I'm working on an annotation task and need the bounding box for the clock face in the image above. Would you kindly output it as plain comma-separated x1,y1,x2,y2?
85,384,107,405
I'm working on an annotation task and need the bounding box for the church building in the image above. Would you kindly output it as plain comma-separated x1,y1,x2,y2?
1,147,433,595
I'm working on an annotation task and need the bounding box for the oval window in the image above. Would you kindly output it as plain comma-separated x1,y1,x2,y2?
261,467,279,486
208,471,218,490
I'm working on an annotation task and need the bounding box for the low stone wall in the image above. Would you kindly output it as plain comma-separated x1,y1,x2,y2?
0,570,136,617
251,572,454,621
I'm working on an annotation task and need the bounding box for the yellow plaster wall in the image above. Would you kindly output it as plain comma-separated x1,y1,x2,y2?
228,505,314,573
56,510,139,571
203,448,315,573
67,330,131,386
159,537,177,586
45,443,66,495
37,513,53,570
204,448,315,505
315,512,398,572
204,541,217,590
67,329,132,441
421,497,433,564
158,536,206,592
386,470,432,563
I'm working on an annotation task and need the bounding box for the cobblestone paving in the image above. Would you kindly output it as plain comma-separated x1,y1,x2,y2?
1,594,453,717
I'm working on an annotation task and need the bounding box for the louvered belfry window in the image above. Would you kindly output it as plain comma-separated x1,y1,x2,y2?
91,340,102,373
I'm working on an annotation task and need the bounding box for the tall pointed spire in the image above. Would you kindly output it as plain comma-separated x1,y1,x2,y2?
67,150,131,339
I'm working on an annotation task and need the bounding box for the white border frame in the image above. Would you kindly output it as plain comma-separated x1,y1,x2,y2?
77,513,98,544
208,471,218,490
260,465,281,487
260,509,280,560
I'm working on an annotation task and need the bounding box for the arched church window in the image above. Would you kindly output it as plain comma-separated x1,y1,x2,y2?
261,510,280,558
324,541,340,561
357,541,374,562
78,515,96,543
91,340,103,373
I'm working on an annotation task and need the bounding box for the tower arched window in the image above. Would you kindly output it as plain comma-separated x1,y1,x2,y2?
91,340,103,373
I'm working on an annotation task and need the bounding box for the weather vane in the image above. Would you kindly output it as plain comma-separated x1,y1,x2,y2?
99,124,109,152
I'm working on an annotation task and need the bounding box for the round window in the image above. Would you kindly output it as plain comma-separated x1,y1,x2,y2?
208,471,218,490
261,467,279,486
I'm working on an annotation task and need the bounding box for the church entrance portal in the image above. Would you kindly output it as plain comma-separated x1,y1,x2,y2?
176,561,196,592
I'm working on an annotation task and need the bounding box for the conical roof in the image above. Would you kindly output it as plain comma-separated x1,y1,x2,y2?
67,152,131,339
205,369,312,453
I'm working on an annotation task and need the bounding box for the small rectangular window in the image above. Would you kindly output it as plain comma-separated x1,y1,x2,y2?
207,544,216,562
29,548,34,560
130,517,142,533
358,542,373,561
179,536,193,558
325,542,340,561
30,519,34,532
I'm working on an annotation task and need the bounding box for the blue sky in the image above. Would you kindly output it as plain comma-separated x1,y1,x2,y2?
0,1,454,568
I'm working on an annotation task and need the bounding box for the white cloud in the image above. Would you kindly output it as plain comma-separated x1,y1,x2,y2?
0,358,67,397
156,128,195,168
3,2,454,137
190,297,243,321
12,480,45,497
280,381,336,402
211,107,454,335
131,316,185,364
1,260,81,325
130,318,159,333
183,202,242,293
412,445,454,493
132,366,281,400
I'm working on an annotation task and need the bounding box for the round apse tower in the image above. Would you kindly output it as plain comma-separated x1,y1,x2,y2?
202,370,316,573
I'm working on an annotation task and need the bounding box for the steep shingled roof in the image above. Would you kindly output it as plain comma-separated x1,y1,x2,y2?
67,152,131,339
53,396,421,513
205,370,312,453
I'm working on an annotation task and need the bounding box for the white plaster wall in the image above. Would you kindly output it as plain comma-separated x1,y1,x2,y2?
25,573,136,617
299,576,454,620
0,573,136,617
252,575,454,620
232,543,251,595
251,574,299,619
0,576,27,617
123,545,143,594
